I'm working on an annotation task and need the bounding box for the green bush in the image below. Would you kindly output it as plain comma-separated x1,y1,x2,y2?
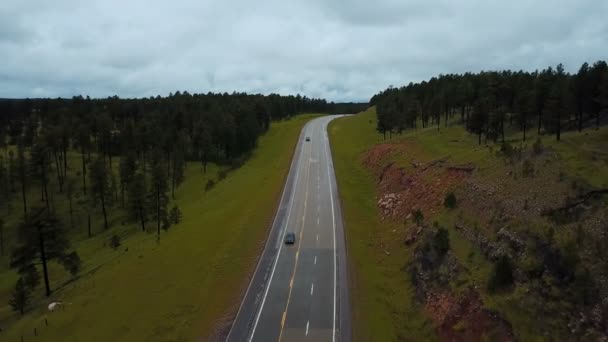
413,209,424,226
444,192,457,209
488,255,514,293
433,227,450,257
162,217,171,231
204,179,216,192
110,235,121,249
169,205,182,224
217,169,228,181
60,251,82,275
8,278,31,315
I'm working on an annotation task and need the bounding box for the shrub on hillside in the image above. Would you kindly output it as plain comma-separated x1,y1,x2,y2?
204,179,216,192
444,192,457,209
169,205,182,224
488,255,514,293
413,209,424,226
8,278,31,315
62,251,82,275
110,234,121,249
433,227,450,257
162,217,171,231
217,169,228,181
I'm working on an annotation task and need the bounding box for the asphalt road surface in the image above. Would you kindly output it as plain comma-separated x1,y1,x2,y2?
227,116,350,342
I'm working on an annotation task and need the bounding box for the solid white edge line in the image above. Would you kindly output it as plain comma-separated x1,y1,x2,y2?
323,118,338,342
248,124,309,342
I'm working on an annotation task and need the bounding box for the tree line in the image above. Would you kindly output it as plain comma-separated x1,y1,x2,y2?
0,91,365,313
371,61,608,142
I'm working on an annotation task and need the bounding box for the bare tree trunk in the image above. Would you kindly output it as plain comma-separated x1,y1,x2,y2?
43,175,50,212
53,152,63,193
172,175,175,199
101,194,108,230
63,143,68,173
523,112,527,141
21,173,27,217
156,188,161,243
139,206,146,232
0,224,4,256
88,213,92,237
38,225,51,296
81,148,87,195
437,113,440,131
557,110,561,141
121,183,125,208
68,195,74,230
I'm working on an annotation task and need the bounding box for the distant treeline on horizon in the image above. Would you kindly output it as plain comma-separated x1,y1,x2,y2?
371,60,608,142
0,91,367,162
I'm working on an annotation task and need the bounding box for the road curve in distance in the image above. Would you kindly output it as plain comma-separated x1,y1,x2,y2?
227,115,351,342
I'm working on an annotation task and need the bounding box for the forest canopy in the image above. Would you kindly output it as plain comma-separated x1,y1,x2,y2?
371,61,608,142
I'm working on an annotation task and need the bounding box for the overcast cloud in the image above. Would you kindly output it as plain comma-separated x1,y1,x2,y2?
1,0,606,101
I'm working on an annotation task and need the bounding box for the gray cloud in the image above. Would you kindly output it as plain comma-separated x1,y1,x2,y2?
1,0,606,101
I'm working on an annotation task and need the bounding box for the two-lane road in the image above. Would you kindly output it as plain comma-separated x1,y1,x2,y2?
227,116,350,342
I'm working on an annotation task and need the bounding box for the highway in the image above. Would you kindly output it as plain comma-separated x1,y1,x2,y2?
227,116,350,342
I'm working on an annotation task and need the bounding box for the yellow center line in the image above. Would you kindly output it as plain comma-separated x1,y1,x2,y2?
278,134,313,341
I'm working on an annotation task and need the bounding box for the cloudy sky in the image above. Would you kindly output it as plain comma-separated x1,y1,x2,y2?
1,0,606,102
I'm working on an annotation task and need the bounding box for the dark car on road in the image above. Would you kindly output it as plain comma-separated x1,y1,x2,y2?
285,232,296,244
305,137,310,141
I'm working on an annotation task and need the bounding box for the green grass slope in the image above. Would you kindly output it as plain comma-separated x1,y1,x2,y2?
0,114,319,341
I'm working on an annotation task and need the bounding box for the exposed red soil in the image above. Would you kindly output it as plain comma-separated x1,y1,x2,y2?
361,143,472,221
425,289,514,342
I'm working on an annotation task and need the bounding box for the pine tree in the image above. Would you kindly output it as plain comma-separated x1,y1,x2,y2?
119,150,137,208
543,65,573,141
596,69,608,129
169,205,182,225
171,134,187,199
0,155,9,214
0,218,4,256
65,177,76,230
10,207,81,296
17,143,28,216
8,278,31,315
128,171,147,232
75,121,91,195
148,153,168,242
30,138,54,211
89,155,111,230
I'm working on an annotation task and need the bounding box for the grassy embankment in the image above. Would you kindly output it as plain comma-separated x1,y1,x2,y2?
0,114,320,341
329,109,436,341
329,107,607,340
